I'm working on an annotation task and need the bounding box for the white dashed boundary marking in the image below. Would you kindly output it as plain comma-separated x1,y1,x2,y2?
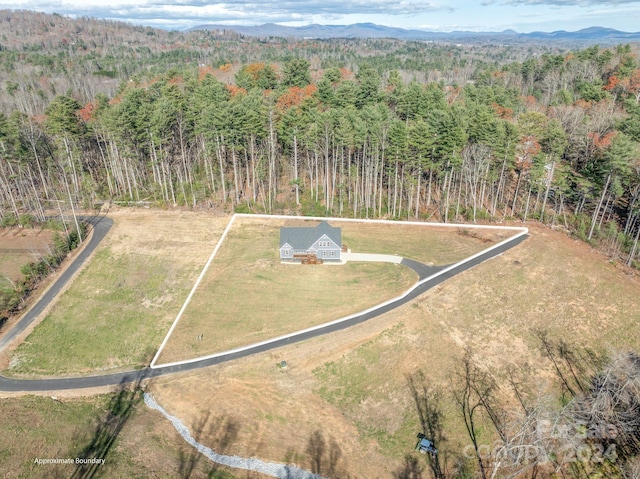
150,214,528,369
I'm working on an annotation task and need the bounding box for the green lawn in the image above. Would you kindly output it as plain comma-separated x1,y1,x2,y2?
5,211,223,377
7,247,196,376
157,219,418,363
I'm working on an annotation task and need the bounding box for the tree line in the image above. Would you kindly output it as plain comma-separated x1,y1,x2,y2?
0,10,560,115
1,39,640,265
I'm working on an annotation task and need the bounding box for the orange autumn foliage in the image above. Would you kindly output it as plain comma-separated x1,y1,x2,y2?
516,135,541,170
198,65,216,81
491,102,514,120
340,67,354,80
225,84,246,97
588,131,617,150
604,75,620,92
243,62,278,80
77,101,97,122
276,85,317,111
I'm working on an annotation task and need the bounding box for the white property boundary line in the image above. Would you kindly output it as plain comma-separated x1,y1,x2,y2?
150,214,238,367
150,214,528,369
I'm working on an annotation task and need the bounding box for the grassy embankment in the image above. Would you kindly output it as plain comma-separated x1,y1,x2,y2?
0,390,246,478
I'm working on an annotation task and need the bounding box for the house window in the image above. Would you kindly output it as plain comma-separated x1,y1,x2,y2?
331,251,335,257
323,251,327,257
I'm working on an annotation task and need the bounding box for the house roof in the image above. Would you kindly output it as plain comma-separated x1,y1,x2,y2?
279,221,341,250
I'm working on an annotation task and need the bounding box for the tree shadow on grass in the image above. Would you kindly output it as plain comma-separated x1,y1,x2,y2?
177,411,241,479
306,429,350,479
393,455,425,479
71,377,143,479
407,370,446,479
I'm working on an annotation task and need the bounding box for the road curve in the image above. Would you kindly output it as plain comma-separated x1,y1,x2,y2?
0,215,113,354
0,223,527,392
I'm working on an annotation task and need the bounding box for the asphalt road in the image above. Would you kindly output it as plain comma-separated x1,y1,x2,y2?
0,215,114,354
0,219,527,392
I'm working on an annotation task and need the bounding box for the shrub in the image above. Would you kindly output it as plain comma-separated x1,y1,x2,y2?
234,203,252,214
18,214,36,227
1,216,18,227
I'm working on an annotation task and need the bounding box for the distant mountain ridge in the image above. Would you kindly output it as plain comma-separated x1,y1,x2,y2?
188,22,640,44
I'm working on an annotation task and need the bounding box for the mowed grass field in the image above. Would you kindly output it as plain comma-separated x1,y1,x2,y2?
156,216,501,364
148,223,640,477
4,209,228,377
340,221,506,265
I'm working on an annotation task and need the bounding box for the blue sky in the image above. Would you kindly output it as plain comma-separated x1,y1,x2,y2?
3,0,640,32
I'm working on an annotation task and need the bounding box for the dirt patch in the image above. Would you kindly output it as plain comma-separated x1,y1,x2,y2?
0,227,57,281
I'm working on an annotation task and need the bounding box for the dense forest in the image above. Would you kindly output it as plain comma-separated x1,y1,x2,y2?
1,11,640,268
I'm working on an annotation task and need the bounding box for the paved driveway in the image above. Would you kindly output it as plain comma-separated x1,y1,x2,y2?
0,216,528,392
0,215,113,354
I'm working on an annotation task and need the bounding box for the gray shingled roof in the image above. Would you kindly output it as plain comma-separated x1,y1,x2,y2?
279,221,341,250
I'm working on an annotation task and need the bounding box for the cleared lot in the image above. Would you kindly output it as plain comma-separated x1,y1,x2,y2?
149,223,640,477
5,209,227,377
155,216,501,365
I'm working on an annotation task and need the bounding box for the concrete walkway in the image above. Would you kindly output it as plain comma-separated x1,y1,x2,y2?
342,252,444,280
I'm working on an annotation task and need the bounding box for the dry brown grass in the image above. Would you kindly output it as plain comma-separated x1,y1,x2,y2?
5,208,228,376
0,228,56,281
157,217,441,364
149,223,640,477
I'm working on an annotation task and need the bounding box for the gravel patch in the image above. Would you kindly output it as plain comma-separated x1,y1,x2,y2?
144,393,325,479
